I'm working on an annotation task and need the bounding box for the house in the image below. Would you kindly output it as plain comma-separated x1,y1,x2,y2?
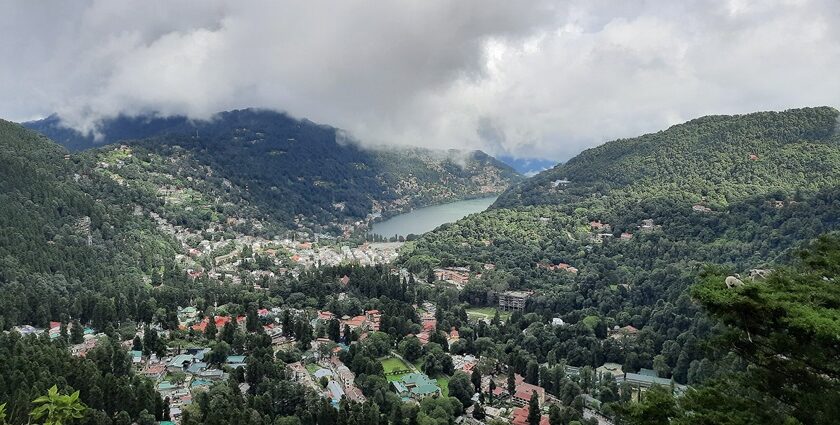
130,350,143,364
692,204,712,213
342,315,369,331
186,362,208,375
336,365,356,387
339,275,350,286
498,291,532,311
609,325,639,340
434,268,470,285
197,368,226,381
141,363,166,381
749,153,759,161
511,374,546,406
447,327,460,348
392,373,440,400
511,406,549,425
327,380,345,406
167,354,195,372
596,362,624,380
617,368,688,395
551,318,566,327
314,368,335,380
639,219,656,231
590,220,610,231
287,362,308,382
226,355,247,369
620,232,633,241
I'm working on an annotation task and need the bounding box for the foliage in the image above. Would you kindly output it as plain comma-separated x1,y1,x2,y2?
29,385,86,425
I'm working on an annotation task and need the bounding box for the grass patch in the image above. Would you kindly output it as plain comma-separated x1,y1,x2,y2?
434,376,450,397
381,356,413,382
466,307,511,322
306,363,320,374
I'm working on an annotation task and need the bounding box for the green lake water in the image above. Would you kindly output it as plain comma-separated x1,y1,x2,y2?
371,196,497,237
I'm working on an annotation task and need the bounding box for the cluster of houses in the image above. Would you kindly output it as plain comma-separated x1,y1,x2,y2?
13,323,102,356
136,347,248,422
286,349,366,406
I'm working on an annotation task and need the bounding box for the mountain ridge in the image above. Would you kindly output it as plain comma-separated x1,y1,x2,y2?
25,109,522,227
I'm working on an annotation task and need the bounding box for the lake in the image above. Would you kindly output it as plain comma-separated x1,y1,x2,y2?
371,196,497,237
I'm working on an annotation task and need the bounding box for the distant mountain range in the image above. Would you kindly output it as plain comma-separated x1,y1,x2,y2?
496,155,558,176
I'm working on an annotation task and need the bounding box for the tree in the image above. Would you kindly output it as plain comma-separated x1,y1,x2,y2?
205,317,218,340
471,369,482,393
507,368,516,395
473,403,486,420
246,305,259,332
207,341,231,365
448,372,475,407
70,320,84,345
527,391,541,425
526,360,539,385
220,321,236,344
690,234,840,424
617,385,679,425
548,404,562,425
132,335,143,352
488,380,496,404
327,319,341,342
398,336,423,363
29,385,87,425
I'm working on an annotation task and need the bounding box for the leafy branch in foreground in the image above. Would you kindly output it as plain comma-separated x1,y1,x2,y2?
29,386,86,425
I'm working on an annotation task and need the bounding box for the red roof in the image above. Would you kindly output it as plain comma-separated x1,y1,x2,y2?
510,406,549,425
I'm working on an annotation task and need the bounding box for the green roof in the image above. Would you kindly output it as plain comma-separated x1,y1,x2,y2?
395,373,440,396
226,355,246,364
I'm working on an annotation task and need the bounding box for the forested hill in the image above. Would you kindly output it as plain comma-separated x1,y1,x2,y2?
0,120,179,328
25,109,522,225
496,106,840,209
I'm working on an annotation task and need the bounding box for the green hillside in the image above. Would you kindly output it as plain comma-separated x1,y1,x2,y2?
497,106,840,209
26,109,522,227
399,107,840,390
0,120,180,328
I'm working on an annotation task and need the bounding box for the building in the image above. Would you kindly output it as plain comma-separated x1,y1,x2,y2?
551,318,566,327
510,406,549,425
498,291,532,311
167,354,195,372
511,374,546,406
596,362,624,380
617,368,688,395
392,373,440,400
286,362,308,382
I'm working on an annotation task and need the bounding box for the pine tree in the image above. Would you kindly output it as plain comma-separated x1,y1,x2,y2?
527,391,541,425
205,317,217,340
471,369,482,392
507,367,516,395
70,320,84,344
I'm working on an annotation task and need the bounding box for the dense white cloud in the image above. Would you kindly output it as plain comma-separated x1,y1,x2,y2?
1,0,838,160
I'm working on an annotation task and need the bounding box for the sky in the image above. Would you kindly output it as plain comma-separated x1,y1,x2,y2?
1,0,839,161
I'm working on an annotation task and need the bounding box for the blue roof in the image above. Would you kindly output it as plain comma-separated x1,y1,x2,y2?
226,355,247,364
314,368,334,379
190,380,211,389
187,362,207,374
169,354,194,368
327,381,344,403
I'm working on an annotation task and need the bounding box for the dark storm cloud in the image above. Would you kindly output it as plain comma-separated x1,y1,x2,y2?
1,0,838,160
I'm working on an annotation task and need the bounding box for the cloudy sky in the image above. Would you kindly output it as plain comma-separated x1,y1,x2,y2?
1,0,838,161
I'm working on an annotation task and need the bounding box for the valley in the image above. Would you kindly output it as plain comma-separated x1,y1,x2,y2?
0,107,838,425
